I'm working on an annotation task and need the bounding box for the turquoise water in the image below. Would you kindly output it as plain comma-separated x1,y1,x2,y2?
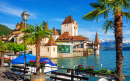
55,51,130,81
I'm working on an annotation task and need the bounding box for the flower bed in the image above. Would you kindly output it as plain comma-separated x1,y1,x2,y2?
75,65,117,80
27,60,46,67
75,65,116,74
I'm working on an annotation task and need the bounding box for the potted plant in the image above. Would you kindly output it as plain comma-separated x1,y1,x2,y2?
27,60,46,74
4,57,11,67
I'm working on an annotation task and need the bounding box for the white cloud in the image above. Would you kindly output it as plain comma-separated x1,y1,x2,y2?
124,30,130,35
0,23,15,29
53,18,64,22
0,2,36,19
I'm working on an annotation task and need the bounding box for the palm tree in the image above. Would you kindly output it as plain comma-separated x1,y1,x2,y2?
21,22,52,75
82,0,130,81
0,39,7,67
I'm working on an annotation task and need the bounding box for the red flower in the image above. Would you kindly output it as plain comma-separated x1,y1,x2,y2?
92,66,94,68
16,55,17,56
106,68,108,70
79,65,82,67
34,61,36,62
42,62,44,64
9,57,11,59
89,66,91,67
45,62,47,63
4,58,8,60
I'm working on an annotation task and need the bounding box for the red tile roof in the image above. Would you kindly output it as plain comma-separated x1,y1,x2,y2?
62,15,74,24
45,36,57,46
94,32,100,44
56,32,89,42
52,28,59,36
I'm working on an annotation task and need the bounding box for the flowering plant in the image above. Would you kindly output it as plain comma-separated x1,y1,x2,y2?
75,65,116,74
4,57,11,63
27,60,47,66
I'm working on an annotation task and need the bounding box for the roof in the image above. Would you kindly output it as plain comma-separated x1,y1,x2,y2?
56,32,89,42
62,15,74,24
94,32,100,44
52,28,59,36
45,36,57,46
0,36,7,41
13,22,26,31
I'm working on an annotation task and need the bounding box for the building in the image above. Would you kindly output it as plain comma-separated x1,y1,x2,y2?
61,15,78,36
93,32,101,55
8,15,101,58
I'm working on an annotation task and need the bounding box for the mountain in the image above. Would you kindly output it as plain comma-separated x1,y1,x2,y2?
100,39,130,51
0,24,13,36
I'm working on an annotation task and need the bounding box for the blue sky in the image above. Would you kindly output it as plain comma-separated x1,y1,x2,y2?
0,0,130,41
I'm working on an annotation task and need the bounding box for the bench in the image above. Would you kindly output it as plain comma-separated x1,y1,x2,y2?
50,72,89,81
3,66,29,81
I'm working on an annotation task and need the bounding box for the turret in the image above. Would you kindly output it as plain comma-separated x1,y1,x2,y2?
52,27,60,41
93,32,101,55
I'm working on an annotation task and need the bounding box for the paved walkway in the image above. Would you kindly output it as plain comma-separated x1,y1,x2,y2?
0,73,30,81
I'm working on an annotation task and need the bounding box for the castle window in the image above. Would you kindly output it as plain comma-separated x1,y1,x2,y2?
53,48,55,52
47,47,49,52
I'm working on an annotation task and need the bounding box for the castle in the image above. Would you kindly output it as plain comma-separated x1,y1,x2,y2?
1,15,101,58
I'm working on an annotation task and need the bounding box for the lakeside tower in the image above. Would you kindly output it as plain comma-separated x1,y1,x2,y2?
61,15,78,36
93,32,101,55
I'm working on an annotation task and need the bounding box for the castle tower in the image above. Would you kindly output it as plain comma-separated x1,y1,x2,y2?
52,27,60,41
13,22,25,44
45,36,57,58
93,32,101,55
61,15,78,36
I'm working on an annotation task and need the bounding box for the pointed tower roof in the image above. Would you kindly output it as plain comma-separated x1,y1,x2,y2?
94,32,100,44
45,36,57,46
62,15,74,24
45,24,49,30
16,23,20,27
52,27,59,36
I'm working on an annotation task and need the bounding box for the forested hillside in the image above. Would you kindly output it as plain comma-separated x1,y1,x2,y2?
0,24,13,36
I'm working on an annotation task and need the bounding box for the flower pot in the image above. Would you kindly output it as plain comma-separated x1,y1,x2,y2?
30,74,46,81
4,62,9,67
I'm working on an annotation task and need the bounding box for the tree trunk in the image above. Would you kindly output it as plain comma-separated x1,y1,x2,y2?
114,11,123,81
36,38,41,75
1,52,4,67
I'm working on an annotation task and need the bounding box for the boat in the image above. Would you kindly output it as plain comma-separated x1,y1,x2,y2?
11,54,57,75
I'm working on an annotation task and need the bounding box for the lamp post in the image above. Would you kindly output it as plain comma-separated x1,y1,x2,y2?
21,11,30,70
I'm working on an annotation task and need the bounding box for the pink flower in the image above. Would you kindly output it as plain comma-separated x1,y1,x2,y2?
85,66,87,67
106,68,108,70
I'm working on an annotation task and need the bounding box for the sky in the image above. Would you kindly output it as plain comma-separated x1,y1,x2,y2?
0,0,130,41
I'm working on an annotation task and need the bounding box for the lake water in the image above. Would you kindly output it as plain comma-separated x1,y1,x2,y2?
49,51,130,81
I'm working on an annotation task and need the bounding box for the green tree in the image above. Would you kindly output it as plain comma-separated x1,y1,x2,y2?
6,43,25,54
20,22,52,75
82,0,130,81
0,24,12,36
0,39,7,67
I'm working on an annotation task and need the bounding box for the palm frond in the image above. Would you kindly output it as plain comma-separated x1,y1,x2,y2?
102,20,114,33
123,12,130,22
82,10,100,21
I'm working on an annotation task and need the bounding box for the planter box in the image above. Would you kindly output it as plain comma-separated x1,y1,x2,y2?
75,71,116,80
4,62,10,67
